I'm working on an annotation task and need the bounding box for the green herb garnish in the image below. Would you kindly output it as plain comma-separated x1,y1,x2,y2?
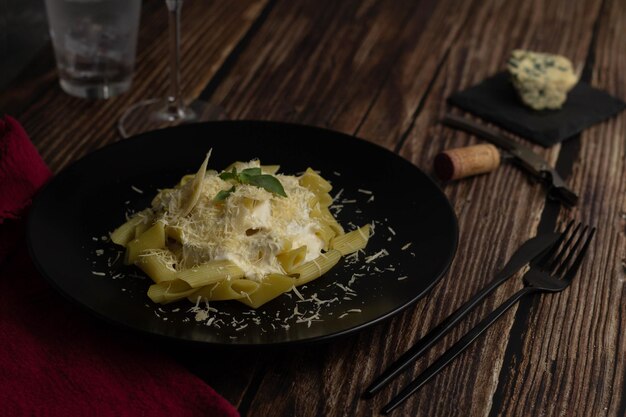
213,167,287,201
245,174,286,196
213,185,236,202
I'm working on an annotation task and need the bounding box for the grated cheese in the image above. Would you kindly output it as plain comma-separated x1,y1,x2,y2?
332,188,344,202
365,249,389,264
149,160,326,281
292,286,305,301
96,159,419,334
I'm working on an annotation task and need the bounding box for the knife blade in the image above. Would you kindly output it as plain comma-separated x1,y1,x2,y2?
441,114,578,207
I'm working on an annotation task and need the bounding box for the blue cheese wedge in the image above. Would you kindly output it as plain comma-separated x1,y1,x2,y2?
507,50,578,110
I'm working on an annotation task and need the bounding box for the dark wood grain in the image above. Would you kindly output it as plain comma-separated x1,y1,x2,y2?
3,0,625,416
359,0,607,416
388,0,621,416
492,0,626,415
207,0,436,134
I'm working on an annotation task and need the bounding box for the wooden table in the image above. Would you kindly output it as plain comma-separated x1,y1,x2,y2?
3,0,625,416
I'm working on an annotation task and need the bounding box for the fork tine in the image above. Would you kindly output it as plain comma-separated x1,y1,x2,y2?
545,222,582,273
534,220,575,268
554,225,589,278
561,227,596,282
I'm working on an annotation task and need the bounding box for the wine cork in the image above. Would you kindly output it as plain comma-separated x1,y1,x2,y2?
434,144,501,181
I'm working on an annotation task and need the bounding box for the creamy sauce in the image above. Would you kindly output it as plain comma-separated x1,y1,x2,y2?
154,161,325,281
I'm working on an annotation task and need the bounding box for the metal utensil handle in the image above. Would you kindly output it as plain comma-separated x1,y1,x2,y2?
548,185,579,207
364,232,558,398
381,287,537,415
364,269,510,397
441,114,516,151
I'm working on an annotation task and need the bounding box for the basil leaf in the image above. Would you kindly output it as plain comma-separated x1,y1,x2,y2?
217,166,287,197
247,175,287,197
238,168,263,185
219,171,238,181
240,167,262,176
213,186,236,202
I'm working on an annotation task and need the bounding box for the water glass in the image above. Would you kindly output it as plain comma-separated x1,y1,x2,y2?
44,0,141,99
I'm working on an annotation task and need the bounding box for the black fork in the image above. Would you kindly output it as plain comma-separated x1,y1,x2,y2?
382,223,596,414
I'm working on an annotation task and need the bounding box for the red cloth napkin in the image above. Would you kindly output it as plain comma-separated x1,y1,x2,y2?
0,116,239,417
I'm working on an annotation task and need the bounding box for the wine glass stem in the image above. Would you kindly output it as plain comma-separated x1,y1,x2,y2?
166,0,184,117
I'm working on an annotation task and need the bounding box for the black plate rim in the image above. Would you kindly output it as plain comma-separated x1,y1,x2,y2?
26,120,459,347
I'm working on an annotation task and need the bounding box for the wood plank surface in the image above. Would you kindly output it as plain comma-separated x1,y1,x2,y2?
8,0,271,172
188,1,478,413
395,2,599,416
493,0,626,415
2,0,624,416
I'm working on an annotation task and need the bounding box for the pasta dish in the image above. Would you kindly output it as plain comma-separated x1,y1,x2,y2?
111,152,370,308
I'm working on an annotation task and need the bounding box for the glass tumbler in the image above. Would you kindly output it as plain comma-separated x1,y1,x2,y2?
44,0,141,99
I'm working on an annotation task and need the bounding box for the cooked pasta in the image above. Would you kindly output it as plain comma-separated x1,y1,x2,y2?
111,153,370,308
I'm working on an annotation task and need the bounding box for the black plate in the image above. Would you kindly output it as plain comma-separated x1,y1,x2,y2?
27,121,458,346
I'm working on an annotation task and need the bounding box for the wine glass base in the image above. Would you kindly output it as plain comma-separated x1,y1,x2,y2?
117,98,226,138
